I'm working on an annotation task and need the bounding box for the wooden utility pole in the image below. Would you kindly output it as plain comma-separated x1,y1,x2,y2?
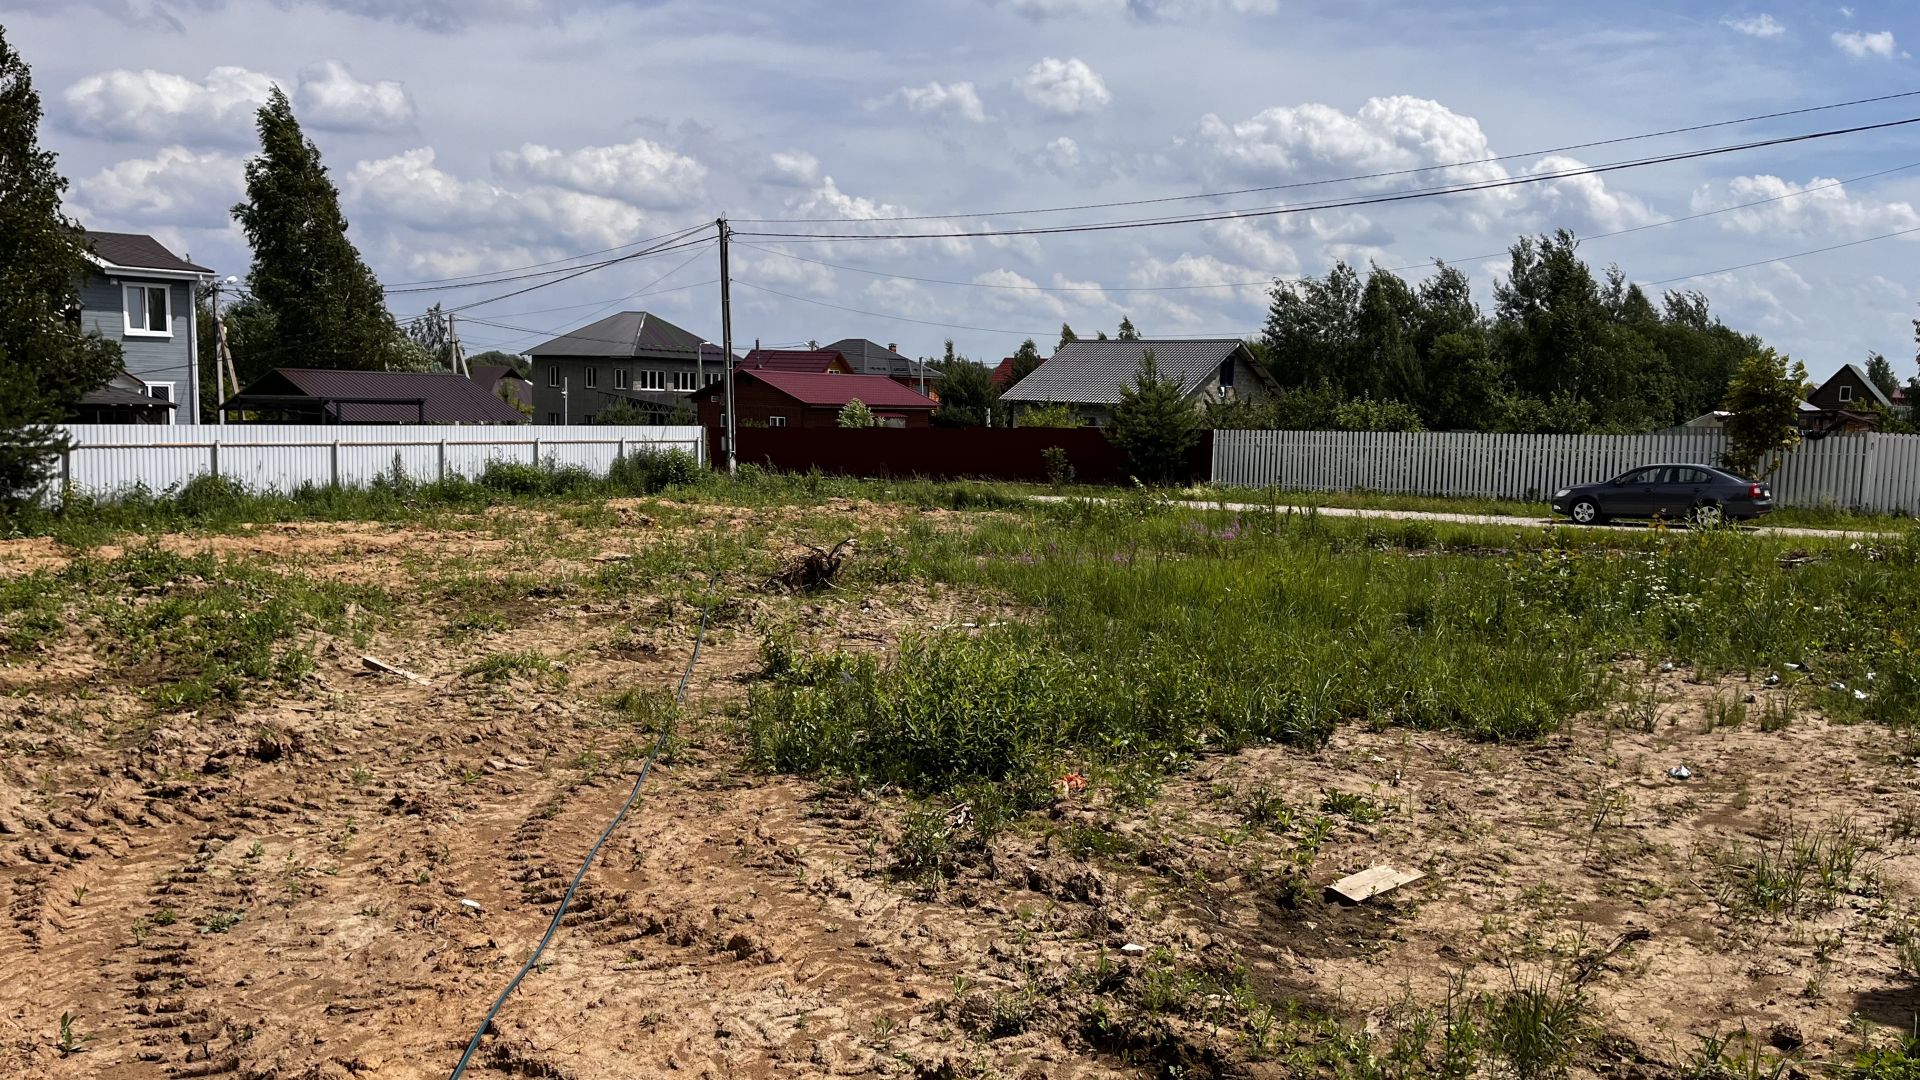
211,280,238,423
718,217,737,475
448,311,468,377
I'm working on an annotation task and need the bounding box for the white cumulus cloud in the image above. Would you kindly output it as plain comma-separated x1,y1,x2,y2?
1721,14,1785,38
1192,95,1656,234
766,151,821,185
292,60,414,132
345,147,661,249
1019,57,1111,115
63,66,274,143
62,61,416,143
494,136,706,208
994,0,1276,19
975,268,1067,318
887,80,987,123
1831,29,1902,58
71,146,247,222
1691,174,1920,237
787,177,972,256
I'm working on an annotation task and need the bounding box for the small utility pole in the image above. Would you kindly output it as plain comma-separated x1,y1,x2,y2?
718,216,737,475
448,311,468,377
211,278,238,424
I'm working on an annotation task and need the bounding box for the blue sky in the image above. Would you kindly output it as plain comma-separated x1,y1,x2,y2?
9,0,1918,377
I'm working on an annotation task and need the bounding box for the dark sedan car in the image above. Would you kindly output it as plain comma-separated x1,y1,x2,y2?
1551,464,1774,526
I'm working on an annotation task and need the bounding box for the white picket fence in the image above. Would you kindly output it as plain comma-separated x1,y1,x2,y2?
54,424,706,499
1212,429,1920,514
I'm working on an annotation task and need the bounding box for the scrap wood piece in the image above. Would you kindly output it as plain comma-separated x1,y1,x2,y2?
764,538,856,593
1326,865,1424,904
360,655,429,686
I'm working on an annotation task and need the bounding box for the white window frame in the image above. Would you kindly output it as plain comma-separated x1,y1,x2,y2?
614,368,630,390
706,372,721,386
768,415,788,428
1838,385,1853,403
673,370,697,392
547,412,561,424
637,369,665,391
584,366,598,389
145,381,177,425
548,367,561,388
123,283,172,338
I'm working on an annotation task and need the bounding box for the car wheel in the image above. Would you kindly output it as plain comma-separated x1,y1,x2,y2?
1569,499,1602,525
1691,502,1724,528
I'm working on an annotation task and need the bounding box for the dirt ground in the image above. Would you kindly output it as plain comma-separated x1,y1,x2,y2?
2,506,1918,1079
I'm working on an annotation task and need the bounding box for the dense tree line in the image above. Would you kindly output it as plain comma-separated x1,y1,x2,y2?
1250,231,1765,434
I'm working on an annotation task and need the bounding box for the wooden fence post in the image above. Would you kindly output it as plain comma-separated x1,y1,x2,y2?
330,440,340,488
438,440,448,482
210,437,221,479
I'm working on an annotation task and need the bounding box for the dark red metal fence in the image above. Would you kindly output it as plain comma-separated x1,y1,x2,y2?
707,427,1212,484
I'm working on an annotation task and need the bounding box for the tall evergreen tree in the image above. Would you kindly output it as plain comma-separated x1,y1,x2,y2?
1116,316,1139,341
932,359,998,427
233,87,407,371
1109,350,1199,486
0,28,122,506
1057,323,1078,352
1866,353,1901,403
1007,338,1044,386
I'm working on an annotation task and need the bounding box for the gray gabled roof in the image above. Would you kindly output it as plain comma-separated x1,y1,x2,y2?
1000,338,1254,405
527,311,723,360
821,338,935,379
1840,363,1896,409
84,231,213,275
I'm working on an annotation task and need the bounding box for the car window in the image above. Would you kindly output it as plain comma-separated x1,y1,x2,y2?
1673,468,1708,484
1644,467,1676,484
1619,468,1655,484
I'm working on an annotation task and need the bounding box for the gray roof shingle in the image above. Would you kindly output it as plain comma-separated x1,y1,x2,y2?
527,311,726,360
999,338,1251,405
821,338,935,379
84,231,213,275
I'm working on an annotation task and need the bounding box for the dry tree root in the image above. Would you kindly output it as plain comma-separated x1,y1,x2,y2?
764,538,856,593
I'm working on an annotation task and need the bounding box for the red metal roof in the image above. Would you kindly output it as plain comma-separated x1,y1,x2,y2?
990,357,1016,387
745,370,939,409
742,349,849,373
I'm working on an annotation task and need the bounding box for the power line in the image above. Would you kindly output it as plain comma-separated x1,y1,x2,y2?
383,220,709,290
735,161,1920,295
1648,224,1920,285
735,89,1920,225
450,242,719,350
388,222,715,302
440,228,716,315
734,278,1054,337
737,116,1920,242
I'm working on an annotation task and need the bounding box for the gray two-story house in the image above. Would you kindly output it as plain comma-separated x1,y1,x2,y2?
999,338,1278,427
525,311,730,424
76,231,215,424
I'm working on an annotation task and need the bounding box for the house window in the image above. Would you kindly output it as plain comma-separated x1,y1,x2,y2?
123,284,171,337
548,367,561,388
614,368,629,390
673,370,697,392
584,366,598,389
768,416,788,428
146,382,176,426
706,372,721,386
583,414,595,424
637,370,665,391
1219,359,1235,389
1838,385,1853,402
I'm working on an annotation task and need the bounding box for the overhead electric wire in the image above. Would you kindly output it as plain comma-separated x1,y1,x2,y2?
1648,224,1920,285
732,160,1920,297
447,567,725,1080
383,220,710,290
736,89,1920,225
736,116,1920,242
387,222,715,302
449,242,720,350
440,229,716,314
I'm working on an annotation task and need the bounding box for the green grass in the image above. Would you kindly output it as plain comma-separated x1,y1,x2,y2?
463,649,564,685
748,495,1920,806
1201,484,1916,532
0,544,386,711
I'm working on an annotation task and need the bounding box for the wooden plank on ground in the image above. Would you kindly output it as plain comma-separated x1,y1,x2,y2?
1326,865,1424,904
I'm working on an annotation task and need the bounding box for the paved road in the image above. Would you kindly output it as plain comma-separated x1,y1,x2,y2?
1030,495,1900,541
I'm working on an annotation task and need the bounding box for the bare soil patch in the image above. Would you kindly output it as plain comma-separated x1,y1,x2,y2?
0,506,1914,1078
